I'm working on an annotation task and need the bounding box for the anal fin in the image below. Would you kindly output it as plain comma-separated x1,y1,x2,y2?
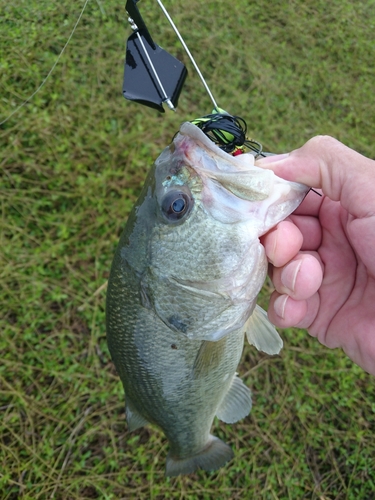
216,374,252,424
125,398,149,432
245,305,283,355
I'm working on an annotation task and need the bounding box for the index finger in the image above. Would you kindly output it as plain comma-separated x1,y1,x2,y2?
256,135,375,219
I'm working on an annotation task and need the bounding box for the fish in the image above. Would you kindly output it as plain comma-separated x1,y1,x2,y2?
106,122,308,476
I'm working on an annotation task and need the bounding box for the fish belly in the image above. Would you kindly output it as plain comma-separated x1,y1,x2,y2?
107,277,246,475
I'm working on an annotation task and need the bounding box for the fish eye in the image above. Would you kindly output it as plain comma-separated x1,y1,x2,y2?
161,191,192,221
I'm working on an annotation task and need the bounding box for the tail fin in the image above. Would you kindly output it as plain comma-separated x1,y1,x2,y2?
165,435,234,477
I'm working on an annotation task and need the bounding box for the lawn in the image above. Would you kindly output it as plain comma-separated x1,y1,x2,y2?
1,0,375,498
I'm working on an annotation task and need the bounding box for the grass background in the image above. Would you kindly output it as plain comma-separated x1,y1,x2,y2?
1,0,375,498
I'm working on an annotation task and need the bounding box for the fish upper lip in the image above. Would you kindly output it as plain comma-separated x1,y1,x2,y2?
178,122,232,159
174,122,259,178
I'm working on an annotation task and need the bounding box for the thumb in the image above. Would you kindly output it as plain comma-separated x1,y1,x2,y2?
256,135,375,218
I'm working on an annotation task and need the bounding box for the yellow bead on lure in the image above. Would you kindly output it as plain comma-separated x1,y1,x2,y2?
106,122,308,476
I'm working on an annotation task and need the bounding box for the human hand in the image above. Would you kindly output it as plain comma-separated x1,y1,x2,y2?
257,136,375,375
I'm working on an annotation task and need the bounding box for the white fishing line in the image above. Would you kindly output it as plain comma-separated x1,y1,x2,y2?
0,0,91,126
156,0,218,111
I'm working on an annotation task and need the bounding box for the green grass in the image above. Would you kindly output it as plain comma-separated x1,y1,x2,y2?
1,0,375,498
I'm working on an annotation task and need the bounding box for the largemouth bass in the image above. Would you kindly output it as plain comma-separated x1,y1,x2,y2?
106,122,308,476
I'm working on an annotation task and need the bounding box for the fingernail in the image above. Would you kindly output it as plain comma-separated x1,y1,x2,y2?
256,153,289,165
281,260,302,293
274,295,288,319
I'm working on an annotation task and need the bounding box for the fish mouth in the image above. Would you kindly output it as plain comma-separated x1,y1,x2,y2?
176,122,253,170
172,122,276,202
170,122,309,231
178,122,231,157
172,122,263,182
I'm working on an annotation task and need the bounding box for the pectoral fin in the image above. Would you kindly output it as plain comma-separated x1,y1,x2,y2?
193,338,226,379
125,398,149,432
216,374,252,424
245,305,283,355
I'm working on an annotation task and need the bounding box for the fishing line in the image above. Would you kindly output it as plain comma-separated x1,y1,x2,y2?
151,1,262,155
0,0,90,126
156,0,218,111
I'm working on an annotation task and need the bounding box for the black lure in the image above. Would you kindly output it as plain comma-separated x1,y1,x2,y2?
191,112,264,156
